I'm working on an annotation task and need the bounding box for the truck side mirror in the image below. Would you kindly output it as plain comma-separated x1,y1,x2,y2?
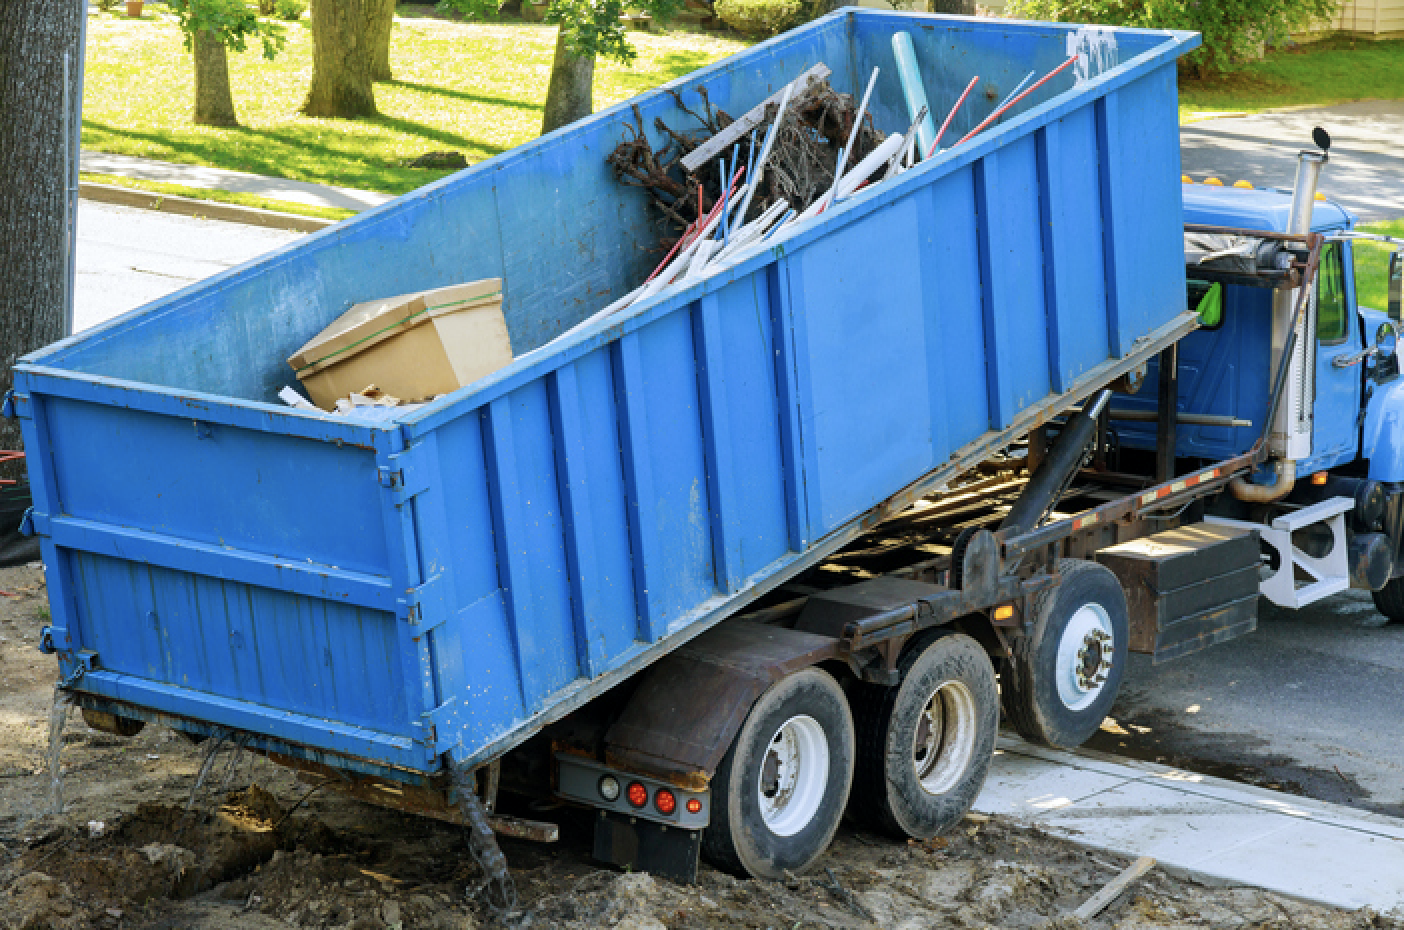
1391,249,1403,321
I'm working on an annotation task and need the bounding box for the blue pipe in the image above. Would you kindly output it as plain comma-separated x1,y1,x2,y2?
891,32,937,160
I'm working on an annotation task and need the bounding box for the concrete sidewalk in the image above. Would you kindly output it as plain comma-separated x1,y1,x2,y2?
81,150,394,213
975,735,1404,912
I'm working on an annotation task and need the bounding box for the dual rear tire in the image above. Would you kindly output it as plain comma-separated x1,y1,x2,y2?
703,632,1001,877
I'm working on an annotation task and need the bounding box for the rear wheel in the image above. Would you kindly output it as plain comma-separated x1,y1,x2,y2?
849,630,998,838
702,667,855,879
1373,577,1404,623
1003,559,1129,748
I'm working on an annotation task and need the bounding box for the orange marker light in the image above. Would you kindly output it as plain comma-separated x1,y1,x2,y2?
993,605,1015,621
1204,177,1224,186
1234,180,1253,189
1312,472,1329,486
686,798,702,814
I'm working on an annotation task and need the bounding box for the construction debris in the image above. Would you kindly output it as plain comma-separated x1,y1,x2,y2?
607,70,887,251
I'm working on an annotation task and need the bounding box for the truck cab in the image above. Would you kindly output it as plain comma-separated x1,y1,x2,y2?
1119,169,1404,614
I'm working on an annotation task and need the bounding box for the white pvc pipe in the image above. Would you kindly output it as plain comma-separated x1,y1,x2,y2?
732,81,794,231
825,67,880,212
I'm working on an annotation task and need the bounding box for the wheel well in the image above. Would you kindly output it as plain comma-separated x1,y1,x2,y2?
945,614,1009,662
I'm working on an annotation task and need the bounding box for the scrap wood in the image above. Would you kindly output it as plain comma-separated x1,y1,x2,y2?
1072,855,1156,920
608,70,887,249
681,63,831,172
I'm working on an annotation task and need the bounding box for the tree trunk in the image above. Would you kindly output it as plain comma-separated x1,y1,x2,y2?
193,28,239,127
302,0,378,118
369,0,395,82
540,27,593,135
0,0,82,458
927,0,975,12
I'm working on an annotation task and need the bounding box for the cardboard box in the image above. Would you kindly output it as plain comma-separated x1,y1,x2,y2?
288,279,511,411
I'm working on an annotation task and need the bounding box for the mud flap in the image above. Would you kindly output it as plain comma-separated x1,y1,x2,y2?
594,810,703,884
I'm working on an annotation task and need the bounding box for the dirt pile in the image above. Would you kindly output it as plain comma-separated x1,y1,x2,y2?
1,782,482,930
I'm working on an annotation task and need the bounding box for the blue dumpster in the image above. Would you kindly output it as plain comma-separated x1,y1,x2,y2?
14,9,1199,780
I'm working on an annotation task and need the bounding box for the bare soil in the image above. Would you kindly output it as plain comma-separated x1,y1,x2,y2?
2,563,1399,930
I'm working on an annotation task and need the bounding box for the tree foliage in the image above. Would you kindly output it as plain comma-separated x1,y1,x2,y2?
166,0,288,59
1009,0,1340,75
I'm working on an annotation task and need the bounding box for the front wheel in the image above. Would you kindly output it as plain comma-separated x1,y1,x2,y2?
1373,577,1404,623
849,630,999,839
1003,559,1130,749
702,667,855,879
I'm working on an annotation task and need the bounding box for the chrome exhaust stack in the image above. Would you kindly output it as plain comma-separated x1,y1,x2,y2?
1233,129,1330,503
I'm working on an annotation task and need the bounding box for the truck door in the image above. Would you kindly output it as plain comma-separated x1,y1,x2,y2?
1310,241,1362,469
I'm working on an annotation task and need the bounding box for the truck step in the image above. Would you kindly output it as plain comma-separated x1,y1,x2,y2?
1207,497,1353,609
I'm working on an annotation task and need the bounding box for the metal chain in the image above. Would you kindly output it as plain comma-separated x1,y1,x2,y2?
449,763,518,915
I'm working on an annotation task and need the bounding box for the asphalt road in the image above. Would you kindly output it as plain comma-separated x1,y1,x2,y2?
74,199,303,333
1089,591,1404,817
1181,101,1404,222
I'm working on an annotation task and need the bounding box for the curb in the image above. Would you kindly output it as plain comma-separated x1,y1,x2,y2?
79,181,338,233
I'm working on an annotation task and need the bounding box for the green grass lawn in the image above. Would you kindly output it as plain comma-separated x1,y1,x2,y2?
83,12,747,196
1179,37,1404,120
1355,219,1404,312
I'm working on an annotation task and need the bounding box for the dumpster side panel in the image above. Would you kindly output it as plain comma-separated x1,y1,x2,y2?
922,167,991,449
1038,104,1111,388
416,269,801,748
14,374,427,769
786,198,936,535
66,553,409,733
43,396,390,576
1097,64,1187,356
976,133,1054,427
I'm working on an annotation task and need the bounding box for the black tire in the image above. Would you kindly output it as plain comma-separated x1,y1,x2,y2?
702,667,855,879
849,630,999,839
1002,559,1129,749
1374,577,1404,623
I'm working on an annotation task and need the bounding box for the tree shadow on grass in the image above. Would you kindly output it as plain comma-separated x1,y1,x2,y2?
83,110,521,194
383,79,542,113
82,118,435,195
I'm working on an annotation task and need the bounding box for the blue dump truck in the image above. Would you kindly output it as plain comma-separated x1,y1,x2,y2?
12,7,1404,892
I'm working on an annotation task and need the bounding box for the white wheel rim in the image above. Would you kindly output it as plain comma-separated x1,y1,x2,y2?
910,679,978,796
1055,602,1115,711
757,714,829,837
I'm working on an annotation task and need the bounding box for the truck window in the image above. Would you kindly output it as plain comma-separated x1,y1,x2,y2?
1353,236,1398,311
1318,242,1348,344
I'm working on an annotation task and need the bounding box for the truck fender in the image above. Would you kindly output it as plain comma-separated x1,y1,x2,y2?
603,622,842,791
1362,378,1404,481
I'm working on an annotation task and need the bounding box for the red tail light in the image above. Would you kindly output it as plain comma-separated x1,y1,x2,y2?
654,789,677,815
686,798,702,814
626,781,648,808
